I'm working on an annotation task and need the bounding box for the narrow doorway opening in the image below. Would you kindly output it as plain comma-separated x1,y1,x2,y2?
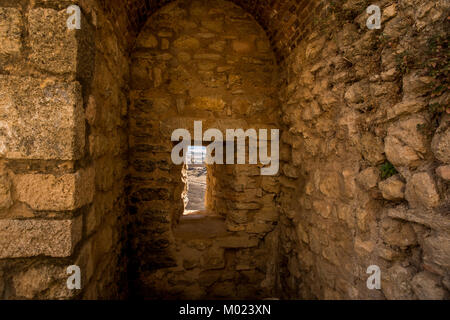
183,146,207,215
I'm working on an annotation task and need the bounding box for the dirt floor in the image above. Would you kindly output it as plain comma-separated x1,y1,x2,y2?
184,165,207,212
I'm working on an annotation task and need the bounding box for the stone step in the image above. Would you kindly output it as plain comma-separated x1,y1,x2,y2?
174,211,228,240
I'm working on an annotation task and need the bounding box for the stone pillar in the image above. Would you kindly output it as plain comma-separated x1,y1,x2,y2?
0,3,99,299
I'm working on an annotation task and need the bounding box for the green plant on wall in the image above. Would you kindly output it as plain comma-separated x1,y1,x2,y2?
416,122,430,135
380,161,398,180
425,34,449,96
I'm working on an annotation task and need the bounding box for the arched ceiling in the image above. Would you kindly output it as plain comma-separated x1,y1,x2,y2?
98,0,322,62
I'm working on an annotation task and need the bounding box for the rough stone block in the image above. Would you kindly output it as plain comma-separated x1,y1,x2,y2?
354,238,375,256
356,167,380,190
344,80,368,104
28,8,81,74
436,165,450,181
245,221,274,234
432,126,450,164
387,205,450,232
201,247,225,270
411,271,447,300
136,33,158,48
0,216,82,258
0,165,12,210
405,172,440,209
380,218,417,247
173,36,200,50
378,175,405,201
11,263,75,299
402,72,432,100
0,269,4,297
385,115,428,168
232,40,253,54
312,200,332,218
360,132,385,165
0,76,85,160
423,234,450,270
14,167,94,211
0,8,22,55
386,99,426,120
383,264,415,300
216,234,259,248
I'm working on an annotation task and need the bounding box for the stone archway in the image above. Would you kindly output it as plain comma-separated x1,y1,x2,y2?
0,0,448,301
127,0,281,299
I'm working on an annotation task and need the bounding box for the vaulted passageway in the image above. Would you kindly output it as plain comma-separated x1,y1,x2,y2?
127,0,281,298
0,0,448,300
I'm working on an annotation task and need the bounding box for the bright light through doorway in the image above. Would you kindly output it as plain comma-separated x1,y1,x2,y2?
183,146,207,215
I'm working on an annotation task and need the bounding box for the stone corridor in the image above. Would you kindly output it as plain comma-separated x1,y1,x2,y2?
0,0,449,300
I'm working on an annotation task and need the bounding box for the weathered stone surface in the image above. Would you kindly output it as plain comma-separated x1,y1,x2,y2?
126,0,450,301
210,281,236,297
360,133,385,165
245,221,274,234
312,200,332,218
0,216,82,258
161,38,170,50
387,205,450,232
296,223,309,244
0,76,85,160
402,72,432,100
381,218,417,247
202,19,223,33
216,234,259,248
190,96,226,112
381,68,397,81
12,264,74,299
345,81,368,105
383,264,415,300
0,8,22,55
136,33,158,48
228,210,248,224
0,269,4,297
173,36,200,50
405,172,440,209
254,208,278,222
354,238,375,256
209,40,226,52
386,99,426,120
0,0,446,301
232,40,253,54
318,172,341,198
356,167,380,190
193,53,222,60
385,116,429,168
305,36,326,59
14,167,94,211
431,127,450,164
378,175,405,200
201,247,225,270
283,164,298,178
411,271,447,300
423,235,450,270
436,165,450,181
28,8,78,73
0,165,12,210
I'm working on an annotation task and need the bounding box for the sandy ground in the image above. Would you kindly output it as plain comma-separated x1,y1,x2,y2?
185,166,206,212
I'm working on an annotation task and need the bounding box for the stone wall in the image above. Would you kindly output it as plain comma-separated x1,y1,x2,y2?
101,0,323,63
0,0,448,300
277,0,449,299
127,0,281,298
0,0,128,299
